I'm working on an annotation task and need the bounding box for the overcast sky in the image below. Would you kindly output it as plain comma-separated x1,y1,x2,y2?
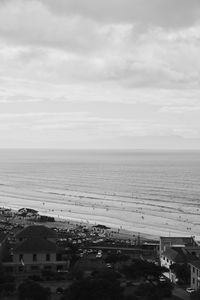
0,0,200,149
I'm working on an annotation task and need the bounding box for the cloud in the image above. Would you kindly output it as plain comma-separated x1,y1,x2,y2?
0,112,199,140
0,0,200,89
0,0,199,148
41,0,200,29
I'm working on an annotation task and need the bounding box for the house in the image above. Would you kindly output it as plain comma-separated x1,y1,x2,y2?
12,237,67,273
17,208,38,217
160,236,197,255
160,246,198,283
160,246,196,269
185,246,200,259
189,261,200,290
15,225,57,243
3,225,69,275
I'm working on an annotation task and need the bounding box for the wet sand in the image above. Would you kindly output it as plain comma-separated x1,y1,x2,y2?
1,187,200,240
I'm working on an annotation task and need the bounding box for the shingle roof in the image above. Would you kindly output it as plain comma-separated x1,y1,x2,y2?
14,237,62,253
190,260,200,270
160,236,196,247
162,247,197,263
16,225,57,239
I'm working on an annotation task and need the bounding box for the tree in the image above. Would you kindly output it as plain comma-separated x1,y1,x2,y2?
0,266,16,296
170,263,190,284
62,274,123,300
18,280,50,300
121,259,167,280
135,282,173,300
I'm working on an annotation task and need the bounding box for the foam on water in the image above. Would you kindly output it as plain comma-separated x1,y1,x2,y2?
0,149,200,237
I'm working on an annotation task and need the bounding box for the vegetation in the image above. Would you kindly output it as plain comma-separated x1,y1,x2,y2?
18,280,51,300
121,259,167,279
61,269,123,300
105,254,131,264
0,268,16,296
134,281,173,300
170,263,190,284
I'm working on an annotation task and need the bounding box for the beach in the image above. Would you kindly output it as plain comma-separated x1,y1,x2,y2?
0,149,200,239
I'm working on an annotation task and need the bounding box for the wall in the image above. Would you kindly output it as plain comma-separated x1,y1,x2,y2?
160,255,173,269
190,265,200,290
13,252,57,264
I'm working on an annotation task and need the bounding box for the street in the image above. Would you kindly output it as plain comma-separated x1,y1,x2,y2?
172,286,191,300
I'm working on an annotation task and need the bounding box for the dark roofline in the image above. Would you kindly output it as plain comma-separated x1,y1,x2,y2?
190,261,200,270
16,225,57,239
14,237,63,253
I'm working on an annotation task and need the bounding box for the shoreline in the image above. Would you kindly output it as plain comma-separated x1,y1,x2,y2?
1,204,197,242
1,205,157,241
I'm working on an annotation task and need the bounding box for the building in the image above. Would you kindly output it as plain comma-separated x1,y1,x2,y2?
160,236,197,255
189,261,200,290
3,225,69,275
185,246,200,259
15,225,57,243
160,246,196,269
160,246,198,283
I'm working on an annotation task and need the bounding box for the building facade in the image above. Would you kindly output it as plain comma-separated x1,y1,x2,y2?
3,225,69,275
190,261,200,290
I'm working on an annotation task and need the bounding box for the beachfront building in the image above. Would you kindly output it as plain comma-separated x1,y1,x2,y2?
189,261,200,290
15,225,57,243
160,246,198,283
185,246,200,259
3,225,69,275
159,236,197,255
160,247,195,268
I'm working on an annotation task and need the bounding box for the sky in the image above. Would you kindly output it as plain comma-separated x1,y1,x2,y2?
0,0,200,149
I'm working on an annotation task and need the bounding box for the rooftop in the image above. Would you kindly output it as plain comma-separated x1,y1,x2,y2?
190,260,200,270
162,247,197,263
14,237,62,253
16,225,57,239
160,236,197,247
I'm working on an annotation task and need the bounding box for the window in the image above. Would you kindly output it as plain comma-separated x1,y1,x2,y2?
193,278,195,285
46,254,50,261
19,254,23,262
33,254,37,262
167,258,169,262
44,266,52,270
31,266,39,270
57,265,63,271
5,266,13,273
193,267,195,273
56,253,62,261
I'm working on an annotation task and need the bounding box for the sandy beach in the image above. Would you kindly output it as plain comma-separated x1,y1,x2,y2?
2,187,200,240
0,150,200,240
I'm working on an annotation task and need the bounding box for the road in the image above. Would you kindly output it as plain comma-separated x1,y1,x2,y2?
172,286,191,300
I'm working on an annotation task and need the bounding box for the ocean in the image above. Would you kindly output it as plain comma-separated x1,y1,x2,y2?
0,149,200,237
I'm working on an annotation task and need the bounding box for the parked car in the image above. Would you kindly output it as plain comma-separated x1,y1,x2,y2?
56,287,64,294
186,287,195,294
159,276,167,282
96,250,102,258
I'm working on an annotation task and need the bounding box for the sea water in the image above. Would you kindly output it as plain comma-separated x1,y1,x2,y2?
0,149,200,236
